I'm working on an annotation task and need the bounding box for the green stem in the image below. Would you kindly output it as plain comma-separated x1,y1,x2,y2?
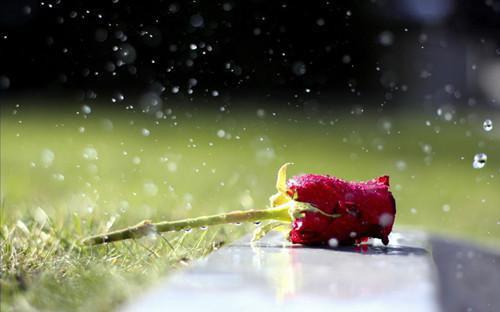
82,205,291,245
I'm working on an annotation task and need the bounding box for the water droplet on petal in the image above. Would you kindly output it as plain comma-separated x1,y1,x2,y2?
378,213,394,227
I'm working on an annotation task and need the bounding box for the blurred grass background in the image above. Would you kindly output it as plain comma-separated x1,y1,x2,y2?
1,99,499,311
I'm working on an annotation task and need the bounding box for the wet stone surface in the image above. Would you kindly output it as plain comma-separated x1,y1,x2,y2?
123,230,440,312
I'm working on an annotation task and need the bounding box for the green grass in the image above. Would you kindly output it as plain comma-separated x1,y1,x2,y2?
1,99,499,311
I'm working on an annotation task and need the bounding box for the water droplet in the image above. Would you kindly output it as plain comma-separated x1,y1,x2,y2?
144,182,159,196
378,31,394,46
112,92,125,103
190,14,204,28
239,193,254,209
442,204,451,212
410,208,417,214
292,61,306,76
216,129,226,138
253,221,262,226
421,144,432,154
116,43,137,64
328,238,339,248
119,200,129,213
41,149,55,168
472,153,487,169
395,160,407,171
0,75,10,90
342,54,351,64
167,162,177,172
199,225,208,230
52,173,65,181
139,92,162,114
256,109,266,118
183,228,193,233
132,156,141,165
483,119,493,132
82,146,98,160
141,128,151,136
81,105,92,115
378,213,394,227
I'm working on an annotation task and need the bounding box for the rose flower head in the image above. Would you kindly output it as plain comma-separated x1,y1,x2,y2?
270,163,396,246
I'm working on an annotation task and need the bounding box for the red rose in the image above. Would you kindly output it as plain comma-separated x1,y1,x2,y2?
84,163,396,246
286,174,396,245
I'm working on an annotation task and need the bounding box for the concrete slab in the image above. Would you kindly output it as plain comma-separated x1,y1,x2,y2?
123,230,440,312
431,236,500,312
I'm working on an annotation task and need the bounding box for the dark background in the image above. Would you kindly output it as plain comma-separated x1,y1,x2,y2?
1,0,500,107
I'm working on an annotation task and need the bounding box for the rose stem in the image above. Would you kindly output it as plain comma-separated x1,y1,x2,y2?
82,205,291,246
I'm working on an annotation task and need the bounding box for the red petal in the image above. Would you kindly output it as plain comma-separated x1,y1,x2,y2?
288,173,396,246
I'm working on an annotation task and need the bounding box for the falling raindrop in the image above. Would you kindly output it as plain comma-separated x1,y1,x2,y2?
292,61,306,76
483,119,493,132
472,153,487,169
41,149,55,168
116,43,137,64
395,160,407,171
190,14,204,28
139,92,162,113
328,238,339,248
81,105,92,115
52,173,65,181
378,31,394,46
112,92,124,103
216,129,226,138
0,75,10,90
82,147,98,160
132,156,141,165
144,182,159,196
